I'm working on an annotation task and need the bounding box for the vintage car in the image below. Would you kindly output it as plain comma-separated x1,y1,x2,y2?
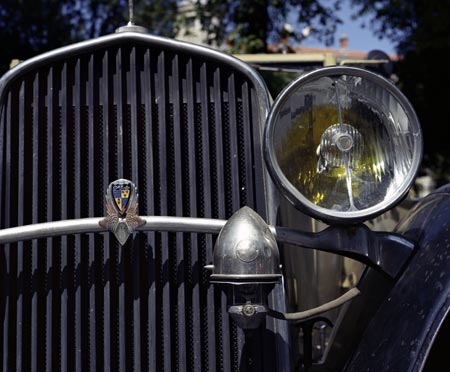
0,19,448,372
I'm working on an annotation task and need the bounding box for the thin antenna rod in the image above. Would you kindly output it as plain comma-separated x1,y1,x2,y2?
128,0,134,25
116,0,147,33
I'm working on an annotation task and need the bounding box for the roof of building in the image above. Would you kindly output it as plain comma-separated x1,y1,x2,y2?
266,44,399,62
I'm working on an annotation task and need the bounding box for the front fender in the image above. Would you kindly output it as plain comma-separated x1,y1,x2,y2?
344,184,450,371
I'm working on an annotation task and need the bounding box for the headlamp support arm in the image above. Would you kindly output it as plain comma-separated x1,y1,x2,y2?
275,223,415,278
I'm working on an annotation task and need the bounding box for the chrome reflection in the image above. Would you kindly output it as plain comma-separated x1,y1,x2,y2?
317,123,364,173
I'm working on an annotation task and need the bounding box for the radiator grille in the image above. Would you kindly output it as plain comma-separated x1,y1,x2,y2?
0,38,281,371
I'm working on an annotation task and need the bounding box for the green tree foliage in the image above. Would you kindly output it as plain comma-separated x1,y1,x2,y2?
0,0,130,74
0,0,76,73
132,0,179,37
196,0,343,53
0,0,178,75
351,0,450,54
69,0,179,38
69,0,129,39
0,0,343,72
1,0,448,185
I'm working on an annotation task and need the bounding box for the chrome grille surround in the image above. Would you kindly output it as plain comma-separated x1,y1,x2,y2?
0,32,289,372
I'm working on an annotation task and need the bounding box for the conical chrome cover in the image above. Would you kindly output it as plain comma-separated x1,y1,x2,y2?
208,206,282,284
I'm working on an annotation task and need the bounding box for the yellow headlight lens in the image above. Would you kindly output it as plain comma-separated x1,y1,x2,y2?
264,67,422,224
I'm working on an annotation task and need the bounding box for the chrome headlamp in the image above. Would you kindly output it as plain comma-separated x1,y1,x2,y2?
264,66,423,224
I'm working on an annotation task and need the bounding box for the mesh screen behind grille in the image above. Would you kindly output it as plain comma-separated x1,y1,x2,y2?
0,40,279,372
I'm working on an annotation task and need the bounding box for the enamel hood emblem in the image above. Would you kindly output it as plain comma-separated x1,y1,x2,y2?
99,179,145,245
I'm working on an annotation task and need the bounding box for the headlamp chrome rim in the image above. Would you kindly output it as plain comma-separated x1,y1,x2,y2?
264,66,423,224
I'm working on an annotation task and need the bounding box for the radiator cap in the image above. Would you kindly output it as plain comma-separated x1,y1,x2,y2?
116,22,148,34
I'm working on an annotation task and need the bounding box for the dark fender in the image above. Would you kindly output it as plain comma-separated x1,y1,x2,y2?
344,184,450,371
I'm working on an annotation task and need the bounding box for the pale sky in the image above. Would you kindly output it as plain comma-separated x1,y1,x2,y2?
302,1,396,54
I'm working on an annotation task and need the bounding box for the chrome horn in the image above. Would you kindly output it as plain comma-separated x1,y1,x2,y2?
205,206,282,329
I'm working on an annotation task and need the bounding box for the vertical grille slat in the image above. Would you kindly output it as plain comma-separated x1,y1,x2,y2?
115,48,124,179
27,73,40,372
212,68,225,219
116,48,127,372
0,100,4,369
250,87,267,219
170,54,187,372
185,58,201,372
0,38,280,372
45,66,55,372
16,80,25,372
141,48,156,372
73,57,84,372
199,62,217,372
0,95,4,228
156,50,172,372
100,49,112,372
226,73,242,213
4,91,13,372
128,47,140,181
241,82,255,208
30,72,39,372
4,90,12,233
87,53,97,372
127,47,142,372
59,61,69,372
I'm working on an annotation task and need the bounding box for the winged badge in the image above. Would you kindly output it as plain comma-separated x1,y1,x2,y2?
99,179,145,245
